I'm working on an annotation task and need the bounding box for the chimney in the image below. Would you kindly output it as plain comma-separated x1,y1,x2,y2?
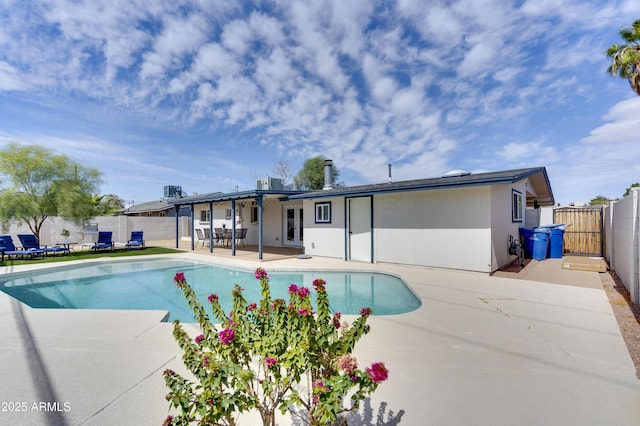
323,159,333,190
388,164,392,183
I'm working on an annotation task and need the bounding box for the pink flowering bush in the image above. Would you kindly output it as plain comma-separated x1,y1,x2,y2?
163,268,388,426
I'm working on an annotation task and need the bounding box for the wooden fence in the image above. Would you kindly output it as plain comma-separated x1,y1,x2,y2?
553,206,603,257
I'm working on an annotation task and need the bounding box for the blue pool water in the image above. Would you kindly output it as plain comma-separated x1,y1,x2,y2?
0,259,421,322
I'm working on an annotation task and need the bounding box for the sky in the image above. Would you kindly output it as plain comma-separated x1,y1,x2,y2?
1,0,639,207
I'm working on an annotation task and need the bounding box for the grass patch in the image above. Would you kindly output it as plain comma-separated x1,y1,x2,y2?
0,246,183,266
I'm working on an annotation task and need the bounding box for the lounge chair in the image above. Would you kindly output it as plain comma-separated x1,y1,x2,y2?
18,234,70,255
91,231,114,251
0,235,44,261
125,231,145,249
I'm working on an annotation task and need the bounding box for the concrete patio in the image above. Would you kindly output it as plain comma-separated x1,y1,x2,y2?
0,253,639,425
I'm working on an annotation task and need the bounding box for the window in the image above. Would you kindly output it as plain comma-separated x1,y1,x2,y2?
251,205,259,223
512,190,523,222
225,208,232,220
199,209,211,223
315,202,331,223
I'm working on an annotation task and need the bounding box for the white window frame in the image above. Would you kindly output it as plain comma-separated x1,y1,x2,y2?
512,189,523,222
199,209,211,223
315,202,331,224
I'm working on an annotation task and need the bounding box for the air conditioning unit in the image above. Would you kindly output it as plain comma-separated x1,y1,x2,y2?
164,185,183,198
256,178,284,190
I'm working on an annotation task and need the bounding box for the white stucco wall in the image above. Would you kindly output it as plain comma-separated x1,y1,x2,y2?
303,198,346,258
374,187,492,272
301,181,538,273
491,182,527,271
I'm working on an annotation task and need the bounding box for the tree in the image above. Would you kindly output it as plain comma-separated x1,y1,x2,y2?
606,19,640,96
270,159,292,186
293,156,339,190
624,182,639,197
589,195,611,206
95,194,125,215
0,142,102,242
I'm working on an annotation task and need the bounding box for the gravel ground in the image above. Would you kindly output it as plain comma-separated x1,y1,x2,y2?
601,271,640,379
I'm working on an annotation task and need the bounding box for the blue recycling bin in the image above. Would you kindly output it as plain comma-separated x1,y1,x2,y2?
520,227,550,260
520,228,535,258
545,224,566,259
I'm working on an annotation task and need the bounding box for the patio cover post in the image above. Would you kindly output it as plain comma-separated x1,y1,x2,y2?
176,205,182,249
257,195,263,260
231,199,236,256
189,204,195,250
209,201,214,253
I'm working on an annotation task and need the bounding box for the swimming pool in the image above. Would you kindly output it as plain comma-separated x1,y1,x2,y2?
0,258,421,322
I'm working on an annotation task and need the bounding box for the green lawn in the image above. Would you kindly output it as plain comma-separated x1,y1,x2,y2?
0,246,183,266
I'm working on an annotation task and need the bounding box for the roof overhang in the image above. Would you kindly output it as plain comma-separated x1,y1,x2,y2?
167,189,306,205
289,167,555,206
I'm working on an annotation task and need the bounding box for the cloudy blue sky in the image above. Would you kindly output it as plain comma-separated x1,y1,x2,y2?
1,0,639,206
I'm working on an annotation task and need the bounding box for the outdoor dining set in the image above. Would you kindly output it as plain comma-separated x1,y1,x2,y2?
196,227,248,248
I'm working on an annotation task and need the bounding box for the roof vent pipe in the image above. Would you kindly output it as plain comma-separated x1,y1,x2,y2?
388,164,392,183
323,159,334,190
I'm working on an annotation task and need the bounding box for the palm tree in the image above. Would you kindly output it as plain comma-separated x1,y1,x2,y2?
606,19,640,96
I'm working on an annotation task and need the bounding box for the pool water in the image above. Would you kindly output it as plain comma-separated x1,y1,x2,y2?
0,259,421,322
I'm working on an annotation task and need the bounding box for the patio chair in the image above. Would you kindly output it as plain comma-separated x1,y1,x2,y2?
18,234,70,255
125,231,145,249
195,228,207,248
236,228,248,246
0,235,44,261
91,231,114,251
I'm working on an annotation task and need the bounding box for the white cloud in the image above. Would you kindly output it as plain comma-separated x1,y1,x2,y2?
496,141,558,163
582,97,640,144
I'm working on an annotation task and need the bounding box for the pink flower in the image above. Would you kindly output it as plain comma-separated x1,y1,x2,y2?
312,278,326,290
297,286,310,298
332,312,342,329
265,357,277,369
194,334,204,344
336,354,358,375
208,294,218,303
247,303,257,312
218,328,235,345
288,284,299,294
255,268,269,281
202,354,210,367
298,308,309,316
366,362,389,384
163,415,173,426
360,307,372,318
173,272,185,283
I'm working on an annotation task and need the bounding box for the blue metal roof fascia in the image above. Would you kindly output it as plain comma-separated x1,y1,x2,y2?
168,190,307,205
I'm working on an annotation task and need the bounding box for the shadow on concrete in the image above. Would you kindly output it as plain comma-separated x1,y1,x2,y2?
12,299,69,426
290,398,405,425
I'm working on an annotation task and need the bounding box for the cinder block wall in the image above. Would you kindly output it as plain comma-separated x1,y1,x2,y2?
1,216,192,247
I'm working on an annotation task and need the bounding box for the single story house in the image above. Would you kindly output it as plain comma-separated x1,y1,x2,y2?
168,164,554,273
289,166,554,273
